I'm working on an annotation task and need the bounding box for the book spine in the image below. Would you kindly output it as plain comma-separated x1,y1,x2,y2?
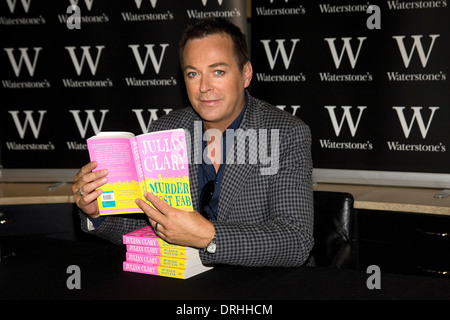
122,235,184,249
122,235,161,247
125,252,189,269
126,244,191,259
131,137,146,197
123,261,188,279
122,227,188,249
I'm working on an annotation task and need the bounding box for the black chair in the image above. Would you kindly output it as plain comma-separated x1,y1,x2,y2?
311,191,355,269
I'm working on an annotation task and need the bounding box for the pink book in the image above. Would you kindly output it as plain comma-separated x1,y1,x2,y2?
87,129,192,215
123,261,212,279
125,244,198,259
125,251,202,269
123,226,189,248
122,226,160,246
123,226,199,259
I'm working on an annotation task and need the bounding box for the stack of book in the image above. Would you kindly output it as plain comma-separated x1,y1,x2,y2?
122,226,213,279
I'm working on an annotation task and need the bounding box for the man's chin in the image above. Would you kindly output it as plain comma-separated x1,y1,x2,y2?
193,108,221,122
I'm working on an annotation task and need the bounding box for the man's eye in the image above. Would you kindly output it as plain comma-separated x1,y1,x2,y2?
214,70,225,76
187,72,197,78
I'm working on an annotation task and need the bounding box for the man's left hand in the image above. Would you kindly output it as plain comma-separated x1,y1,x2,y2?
136,192,215,249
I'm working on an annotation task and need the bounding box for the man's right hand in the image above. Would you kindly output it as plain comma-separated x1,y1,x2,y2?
72,161,108,218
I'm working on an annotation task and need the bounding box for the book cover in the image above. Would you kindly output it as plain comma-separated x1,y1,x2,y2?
87,129,192,215
123,261,212,280
123,226,193,248
126,244,198,259
123,226,198,259
125,252,203,269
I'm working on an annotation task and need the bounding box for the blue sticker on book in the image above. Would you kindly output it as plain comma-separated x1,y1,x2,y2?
101,191,116,207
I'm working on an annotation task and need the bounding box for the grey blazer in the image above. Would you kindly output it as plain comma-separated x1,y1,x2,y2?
81,93,314,267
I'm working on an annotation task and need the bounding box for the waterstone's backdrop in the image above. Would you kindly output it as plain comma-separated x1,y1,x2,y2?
1,0,449,188
250,0,449,188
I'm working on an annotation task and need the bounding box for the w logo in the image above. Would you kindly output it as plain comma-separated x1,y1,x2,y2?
4,47,42,77
393,34,439,68
325,106,367,137
69,109,109,138
133,0,158,9
8,110,47,139
201,0,224,5
6,0,31,13
128,44,169,74
65,46,105,76
69,0,94,11
393,106,439,139
260,39,300,70
132,108,172,133
324,37,367,69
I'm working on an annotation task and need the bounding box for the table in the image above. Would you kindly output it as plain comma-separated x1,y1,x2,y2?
0,182,74,206
2,182,449,215
0,183,77,238
1,235,449,301
313,183,450,216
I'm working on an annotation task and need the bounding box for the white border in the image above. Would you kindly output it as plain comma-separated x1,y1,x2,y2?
313,168,450,189
0,168,78,182
1,168,449,189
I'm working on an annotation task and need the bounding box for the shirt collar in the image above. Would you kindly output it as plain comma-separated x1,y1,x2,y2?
228,91,248,131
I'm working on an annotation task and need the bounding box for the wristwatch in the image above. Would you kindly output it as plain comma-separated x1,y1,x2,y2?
204,235,216,254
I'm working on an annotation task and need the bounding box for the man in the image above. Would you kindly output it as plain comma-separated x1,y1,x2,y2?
73,18,314,267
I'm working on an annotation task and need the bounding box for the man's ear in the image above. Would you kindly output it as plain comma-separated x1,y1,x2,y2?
243,61,253,88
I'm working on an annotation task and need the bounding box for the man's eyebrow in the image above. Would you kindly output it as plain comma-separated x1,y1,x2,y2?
208,62,228,68
183,65,196,71
183,62,229,71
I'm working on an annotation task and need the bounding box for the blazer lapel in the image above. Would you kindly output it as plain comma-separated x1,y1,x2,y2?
189,162,199,211
187,119,201,211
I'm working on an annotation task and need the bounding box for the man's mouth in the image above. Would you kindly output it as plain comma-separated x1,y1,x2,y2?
199,98,219,106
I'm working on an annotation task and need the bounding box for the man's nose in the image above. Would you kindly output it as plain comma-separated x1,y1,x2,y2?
199,75,212,93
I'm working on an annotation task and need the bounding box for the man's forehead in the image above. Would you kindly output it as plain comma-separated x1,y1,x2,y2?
183,35,235,69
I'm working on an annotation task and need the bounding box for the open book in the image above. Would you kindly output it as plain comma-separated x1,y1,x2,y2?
87,129,192,215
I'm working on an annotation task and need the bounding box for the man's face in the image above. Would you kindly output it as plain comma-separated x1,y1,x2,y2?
182,33,252,131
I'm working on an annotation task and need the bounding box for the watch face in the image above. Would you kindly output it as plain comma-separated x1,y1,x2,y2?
207,242,216,253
